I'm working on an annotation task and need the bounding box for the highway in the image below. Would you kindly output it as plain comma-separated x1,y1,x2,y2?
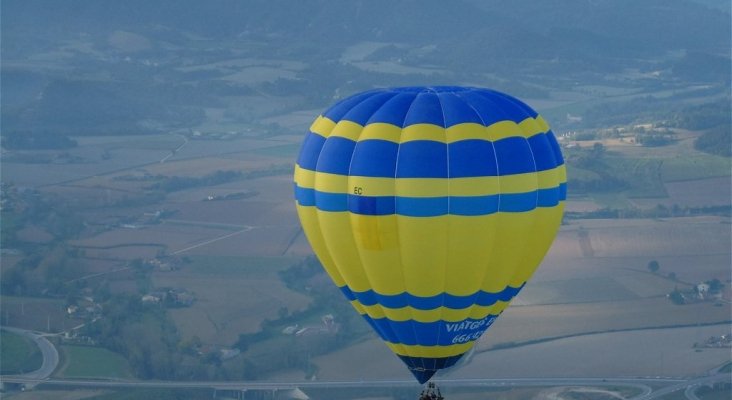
1,327,59,381
1,373,729,399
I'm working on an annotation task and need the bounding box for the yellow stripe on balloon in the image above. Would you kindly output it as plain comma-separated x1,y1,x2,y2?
385,341,475,358
401,124,445,143
297,166,566,196
308,116,553,145
507,204,565,288
309,115,337,138
294,204,346,287
330,120,364,142
354,299,512,323
360,122,402,142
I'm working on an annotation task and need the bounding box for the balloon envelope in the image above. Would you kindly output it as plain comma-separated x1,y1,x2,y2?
293,86,566,383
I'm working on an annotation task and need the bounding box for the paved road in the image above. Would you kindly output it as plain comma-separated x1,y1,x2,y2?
2,374,727,398
634,372,730,400
1,327,59,381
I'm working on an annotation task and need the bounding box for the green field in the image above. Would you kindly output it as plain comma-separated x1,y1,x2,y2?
58,345,132,379
0,329,43,374
660,154,732,182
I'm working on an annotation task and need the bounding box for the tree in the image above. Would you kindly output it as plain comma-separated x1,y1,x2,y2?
706,278,724,293
668,287,684,305
647,260,660,273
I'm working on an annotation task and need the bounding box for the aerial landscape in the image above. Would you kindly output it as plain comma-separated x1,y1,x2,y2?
0,1,730,399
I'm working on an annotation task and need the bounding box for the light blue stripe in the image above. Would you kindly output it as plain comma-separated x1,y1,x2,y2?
293,184,567,215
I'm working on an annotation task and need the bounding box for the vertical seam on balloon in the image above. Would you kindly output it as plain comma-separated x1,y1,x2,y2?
397,91,428,374
315,92,392,344
493,92,542,293
344,92,408,355
455,89,504,328
298,121,345,288
432,91,451,359
350,92,411,357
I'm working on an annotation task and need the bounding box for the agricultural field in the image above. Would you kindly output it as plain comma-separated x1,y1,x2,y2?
461,324,731,379
308,324,731,381
57,345,133,379
0,329,42,374
152,255,311,345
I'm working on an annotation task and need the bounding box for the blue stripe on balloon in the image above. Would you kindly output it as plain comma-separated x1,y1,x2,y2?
498,192,537,212
559,182,567,199
537,186,559,207
293,185,567,215
448,140,498,177
296,133,326,171
338,283,523,310
396,197,449,217
359,314,500,346
293,185,315,206
396,141,448,178
450,195,500,216
314,191,347,212
315,136,357,175
493,137,535,176
350,140,399,178
528,134,558,172
547,131,565,165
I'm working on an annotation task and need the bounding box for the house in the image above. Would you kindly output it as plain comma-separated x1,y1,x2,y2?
219,348,241,360
142,294,161,303
282,325,300,335
697,283,711,299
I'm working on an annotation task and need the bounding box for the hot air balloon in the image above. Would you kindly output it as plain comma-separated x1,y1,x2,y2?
293,86,566,384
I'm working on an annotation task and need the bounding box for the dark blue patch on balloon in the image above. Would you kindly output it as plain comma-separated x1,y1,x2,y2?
348,195,395,215
296,133,326,171
398,355,464,384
